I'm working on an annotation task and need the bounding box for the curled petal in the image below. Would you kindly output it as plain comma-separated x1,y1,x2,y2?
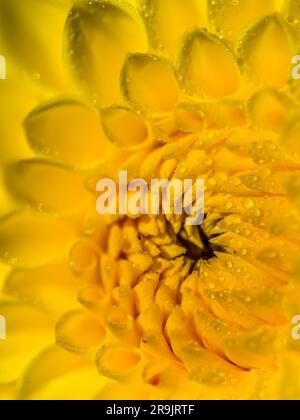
101,106,149,148
176,29,240,99
237,14,293,88
121,53,179,115
208,0,281,43
65,0,147,106
107,306,140,346
96,343,141,379
70,240,99,275
6,159,89,214
139,0,207,55
0,212,76,268
56,310,106,353
24,99,113,169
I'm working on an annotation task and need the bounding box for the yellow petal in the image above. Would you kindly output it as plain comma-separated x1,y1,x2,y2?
6,159,89,214
65,0,147,106
128,253,153,275
208,0,281,43
286,173,300,211
134,272,159,313
96,343,141,379
0,212,76,268
0,0,71,90
24,99,113,169
139,0,207,55
142,358,188,388
174,103,205,133
95,382,150,400
19,346,106,400
0,173,14,219
56,310,106,353
101,106,149,148
0,74,37,165
121,53,179,115
216,100,248,128
223,327,277,370
248,89,295,132
120,147,155,179
282,0,300,31
70,240,99,283
247,140,285,165
177,29,240,99
0,66,40,217
275,355,300,400
240,168,285,195
0,303,54,383
0,383,15,400
107,306,140,346
3,262,80,314
237,14,293,88
280,116,300,159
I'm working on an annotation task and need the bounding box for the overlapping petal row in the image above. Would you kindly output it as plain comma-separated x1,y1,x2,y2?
1,0,300,400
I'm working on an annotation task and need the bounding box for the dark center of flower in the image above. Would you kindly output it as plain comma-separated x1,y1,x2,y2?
177,225,224,263
166,216,226,272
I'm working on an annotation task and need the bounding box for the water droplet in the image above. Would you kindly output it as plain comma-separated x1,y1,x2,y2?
243,199,254,209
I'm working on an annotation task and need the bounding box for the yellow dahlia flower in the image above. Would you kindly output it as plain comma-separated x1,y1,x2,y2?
1,0,300,400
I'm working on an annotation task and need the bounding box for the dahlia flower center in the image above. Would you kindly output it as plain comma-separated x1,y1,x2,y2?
175,222,225,264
